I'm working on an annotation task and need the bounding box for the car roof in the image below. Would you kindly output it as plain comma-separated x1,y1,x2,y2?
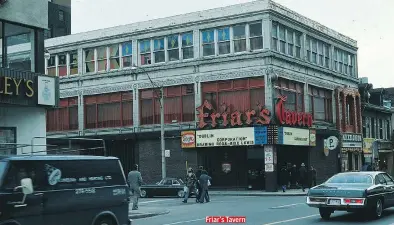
335,171,384,176
0,155,119,161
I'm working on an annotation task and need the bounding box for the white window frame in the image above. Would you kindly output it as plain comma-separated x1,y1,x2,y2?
69,50,78,76
96,46,108,72
201,29,216,57
57,52,67,77
294,32,302,59
153,37,165,64
84,48,96,74
217,26,231,55
323,44,330,69
278,24,286,54
311,39,317,64
138,39,152,66
233,24,247,53
286,29,294,57
249,22,263,51
46,55,57,76
271,22,278,51
181,32,194,60
108,44,120,71
121,42,133,68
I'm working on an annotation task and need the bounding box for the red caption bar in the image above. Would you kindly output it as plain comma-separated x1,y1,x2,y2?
206,216,246,223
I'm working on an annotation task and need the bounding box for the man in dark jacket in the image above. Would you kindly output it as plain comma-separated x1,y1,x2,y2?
198,172,211,203
279,165,289,192
183,167,197,203
299,163,307,192
195,166,203,200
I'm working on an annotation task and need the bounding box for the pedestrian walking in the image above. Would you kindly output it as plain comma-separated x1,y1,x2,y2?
198,172,212,203
279,165,289,192
183,167,197,203
201,169,210,201
195,166,203,200
299,163,307,192
128,164,143,210
290,164,298,188
310,166,317,187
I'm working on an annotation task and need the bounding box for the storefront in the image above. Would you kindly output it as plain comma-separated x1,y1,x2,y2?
376,140,393,175
341,133,363,171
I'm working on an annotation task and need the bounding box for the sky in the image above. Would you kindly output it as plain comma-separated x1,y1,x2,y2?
71,0,394,88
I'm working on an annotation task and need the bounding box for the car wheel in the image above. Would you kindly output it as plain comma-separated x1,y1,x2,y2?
140,189,147,198
177,190,185,198
95,217,115,225
372,198,383,219
319,208,332,220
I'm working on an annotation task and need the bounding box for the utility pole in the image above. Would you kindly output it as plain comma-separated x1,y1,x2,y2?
160,86,166,179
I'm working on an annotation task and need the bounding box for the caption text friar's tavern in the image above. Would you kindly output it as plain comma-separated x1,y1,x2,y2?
45,0,362,191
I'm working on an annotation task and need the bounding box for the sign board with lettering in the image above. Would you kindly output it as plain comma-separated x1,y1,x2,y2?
325,136,339,150
277,127,310,146
181,131,196,148
341,133,362,152
195,127,255,147
363,138,374,154
37,76,56,106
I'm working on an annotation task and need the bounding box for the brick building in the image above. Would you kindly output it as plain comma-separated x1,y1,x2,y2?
44,0,361,190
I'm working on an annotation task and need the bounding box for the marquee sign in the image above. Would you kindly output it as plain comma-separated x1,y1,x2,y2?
196,95,313,129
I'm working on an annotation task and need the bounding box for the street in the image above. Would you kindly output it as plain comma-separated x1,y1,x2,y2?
135,196,394,225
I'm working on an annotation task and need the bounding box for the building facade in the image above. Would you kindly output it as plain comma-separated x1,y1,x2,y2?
45,0,71,39
0,0,59,155
359,82,393,174
45,0,361,190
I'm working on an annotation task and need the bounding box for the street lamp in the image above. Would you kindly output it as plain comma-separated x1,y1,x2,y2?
131,66,166,179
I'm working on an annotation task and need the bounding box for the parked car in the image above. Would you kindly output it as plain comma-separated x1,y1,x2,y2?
306,171,394,220
0,155,131,225
140,178,198,198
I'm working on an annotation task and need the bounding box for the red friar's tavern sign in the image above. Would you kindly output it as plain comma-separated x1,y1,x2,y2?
196,95,313,129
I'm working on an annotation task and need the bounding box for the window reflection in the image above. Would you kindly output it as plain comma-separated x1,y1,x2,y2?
5,22,35,72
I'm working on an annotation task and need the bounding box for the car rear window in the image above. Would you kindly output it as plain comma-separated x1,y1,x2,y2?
326,174,372,184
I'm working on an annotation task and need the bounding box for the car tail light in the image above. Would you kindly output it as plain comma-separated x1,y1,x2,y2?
344,199,364,204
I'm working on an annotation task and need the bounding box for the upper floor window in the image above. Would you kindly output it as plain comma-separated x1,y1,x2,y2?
272,22,301,59
82,43,132,73
59,10,64,21
138,32,194,65
387,120,391,140
306,36,330,68
308,86,332,122
46,51,79,76
274,78,304,112
362,116,366,137
334,48,355,77
202,22,263,57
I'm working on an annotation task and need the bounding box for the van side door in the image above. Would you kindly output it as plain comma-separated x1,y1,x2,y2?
1,160,44,225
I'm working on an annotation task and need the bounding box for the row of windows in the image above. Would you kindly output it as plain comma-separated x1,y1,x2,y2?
362,116,391,140
47,78,336,132
45,21,356,77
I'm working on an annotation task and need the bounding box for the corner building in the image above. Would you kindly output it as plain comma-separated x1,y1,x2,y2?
45,0,361,190
1,0,59,155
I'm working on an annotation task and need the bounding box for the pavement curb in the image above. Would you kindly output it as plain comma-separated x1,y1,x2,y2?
129,210,170,219
210,193,307,197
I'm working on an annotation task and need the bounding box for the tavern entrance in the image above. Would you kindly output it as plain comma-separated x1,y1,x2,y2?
276,146,309,186
198,146,248,188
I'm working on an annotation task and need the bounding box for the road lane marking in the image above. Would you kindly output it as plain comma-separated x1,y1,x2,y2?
139,199,175,204
162,218,206,225
262,214,319,225
270,203,305,209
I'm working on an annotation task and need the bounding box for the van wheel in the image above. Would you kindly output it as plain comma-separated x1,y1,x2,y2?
95,217,115,225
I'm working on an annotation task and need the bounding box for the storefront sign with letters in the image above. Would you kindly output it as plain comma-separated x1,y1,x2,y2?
0,76,34,98
181,131,196,148
195,127,255,147
341,133,362,152
277,127,311,146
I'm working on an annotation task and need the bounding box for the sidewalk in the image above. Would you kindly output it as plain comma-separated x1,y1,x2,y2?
209,189,308,196
129,206,170,220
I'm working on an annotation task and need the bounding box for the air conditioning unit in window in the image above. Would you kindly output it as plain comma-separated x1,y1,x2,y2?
359,77,369,84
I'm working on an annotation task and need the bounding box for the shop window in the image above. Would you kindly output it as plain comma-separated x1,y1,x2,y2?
46,97,78,132
84,92,133,129
308,86,332,122
139,85,195,125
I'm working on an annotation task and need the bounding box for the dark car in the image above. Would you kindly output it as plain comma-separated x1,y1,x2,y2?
140,178,198,198
0,155,131,225
307,171,394,220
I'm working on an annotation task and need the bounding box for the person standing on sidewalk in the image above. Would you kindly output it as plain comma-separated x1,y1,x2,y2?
279,164,289,192
299,163,307,192
198,172,212,203
195,166,204,200
310,166,317,187
128,164,143,210
183,167,197,203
